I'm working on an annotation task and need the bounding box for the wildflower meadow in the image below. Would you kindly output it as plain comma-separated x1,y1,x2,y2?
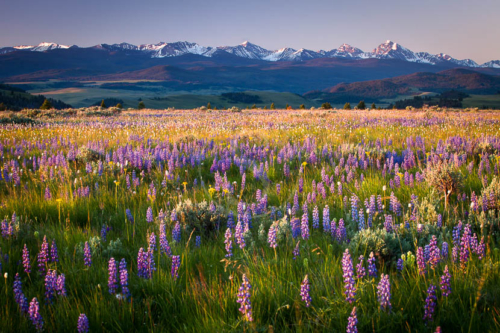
1,109,500,332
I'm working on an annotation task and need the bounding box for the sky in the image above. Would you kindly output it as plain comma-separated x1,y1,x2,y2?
1,0,499,64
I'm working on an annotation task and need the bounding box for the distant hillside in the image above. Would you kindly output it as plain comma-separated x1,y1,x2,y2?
304,69,500,103
0,84,72,111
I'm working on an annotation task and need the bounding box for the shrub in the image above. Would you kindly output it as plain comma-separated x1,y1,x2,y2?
425,162,463,209
40,99,53,110
175,199,226,237
76,147,103,163
138,101,146,110
356,100,366,110
349,228,412,263
229,106,241,113
343,103,351,110
321,102,332,110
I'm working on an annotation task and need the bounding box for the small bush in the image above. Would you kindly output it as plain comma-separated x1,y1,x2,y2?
175,199,226,237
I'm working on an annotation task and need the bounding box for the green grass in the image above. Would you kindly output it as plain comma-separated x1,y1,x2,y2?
8,81,320,109
0,110,499,332
462,94,500,109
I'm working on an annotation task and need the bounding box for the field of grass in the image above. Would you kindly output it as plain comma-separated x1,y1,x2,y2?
1,109,500,332
462,94,500,109
7,81,320,109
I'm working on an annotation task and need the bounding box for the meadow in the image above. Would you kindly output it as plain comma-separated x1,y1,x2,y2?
1,108,500,332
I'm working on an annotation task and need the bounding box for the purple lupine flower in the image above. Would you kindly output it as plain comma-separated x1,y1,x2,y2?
148,232,157,251
173,222,181,243
301,212,309,240
276,183,281,196
460,224,472,270
236,274,253,322
377,274,392,310
424,245,430,264
227,211,235,229
137,247,148,278
235,222,246,249
29,297,43,331
368,252,377,278
452,245,459,263
440,265,451,297
342,249,356,303
475,236,485,260
358,209,365,230
146,249,156,277
38,236,49,274
77,313,89,333
171,255,181,280
170,209,177,222
268,224,278,249
437,214,443,228
300,275,312,307
429,235,440,269
224,228,233,258
108,258,118,294
23,244,31,274
146,207,153,223
293,241,300,260
159,222,172,256
423,284,437,323
13,273,29,314
441,242,449,259
100,224,107,242
125,209,134,223
56,273,66,297
44,186,52,200
356,255,366,279
417,247,426,275
322,205,330,233
50,240,59,263
337,219,346,243
119,258,129,298
312,206,320,229
83,242,92,267
384,214,393,233
346,307,358,333
330,219,337,240
195,236,201,247
241,173,246,192
397,258,404,272
44,269,57,304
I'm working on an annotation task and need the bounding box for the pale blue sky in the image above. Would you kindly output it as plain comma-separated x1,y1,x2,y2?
1,0,499,63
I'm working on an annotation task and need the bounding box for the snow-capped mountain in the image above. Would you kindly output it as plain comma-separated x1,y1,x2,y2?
138,41,211,58
482,60,500,69
1,39,497,67
435,53,479,68
94,42,139,51
31,42,72,51
9,42,72,52
218,41,272,60
372,40,423,63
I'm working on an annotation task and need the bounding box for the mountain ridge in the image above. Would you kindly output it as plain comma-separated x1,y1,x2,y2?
1,40,498,67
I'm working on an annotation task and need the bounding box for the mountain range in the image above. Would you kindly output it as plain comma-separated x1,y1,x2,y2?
1,40,499,68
